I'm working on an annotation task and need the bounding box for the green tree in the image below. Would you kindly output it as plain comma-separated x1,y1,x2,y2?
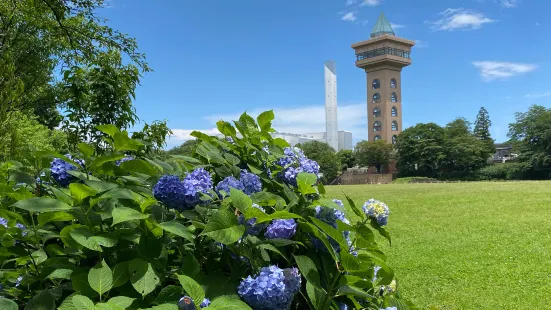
445,117,472,138
337,149,356,170
508,105,551,179
395,123,447,177
132,120,173,156
474,107,496,154
167,139,201,157
442,118,491,174
355,140,393,173
296,141,341,184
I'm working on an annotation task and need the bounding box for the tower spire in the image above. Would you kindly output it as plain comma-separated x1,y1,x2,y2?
371,12,395,38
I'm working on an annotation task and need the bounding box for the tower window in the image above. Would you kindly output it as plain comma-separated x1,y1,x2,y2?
391,92,398,103
372,93,381,103
372,79,380,89
374,135,381,141
373,121,382,132
390,78,397,88
392,135,397,144
391,106,397,117
373,107,381,117
392,121,398,131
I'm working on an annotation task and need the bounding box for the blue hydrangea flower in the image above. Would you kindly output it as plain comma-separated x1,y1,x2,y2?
338,303,349,310
116,155,135,166
15,275,23,287
240,170,262,195
373,266,381,282
0,217,27,237
182,168,214,207
50,155,84,187
265,219,297,239
177,296,195,310
280,166,303,186
238,204,266,236
200,298,211,308
215,176,244,197
313,205,352,254
299,157,320,175
276,147,304,167
0,217,7,227
362,199,390,226
275,147,320,186
238,265,301,310
153,175,187,210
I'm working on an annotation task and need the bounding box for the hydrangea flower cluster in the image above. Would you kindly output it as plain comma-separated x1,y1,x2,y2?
0,217,27,237
363,198,390,226
275,147,320,186
200,298,211,308
177,296,211,310
50,155,84,187
238,204,267,236
339,303,349,310
153,168,214,210
313,202,355,254
116,155,135,166
240,170,262,195
215,176,244,197
265,219,296,239
238,265,301,310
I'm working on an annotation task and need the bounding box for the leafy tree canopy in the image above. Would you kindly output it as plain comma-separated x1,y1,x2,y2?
355,140,393,173
337,149,356,169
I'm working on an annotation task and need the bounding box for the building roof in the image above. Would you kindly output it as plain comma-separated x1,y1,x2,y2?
371,13,395,38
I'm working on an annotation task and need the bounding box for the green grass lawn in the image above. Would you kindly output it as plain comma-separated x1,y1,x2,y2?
326,182,551,310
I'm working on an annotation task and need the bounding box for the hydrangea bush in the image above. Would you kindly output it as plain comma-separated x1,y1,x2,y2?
0,112,415,309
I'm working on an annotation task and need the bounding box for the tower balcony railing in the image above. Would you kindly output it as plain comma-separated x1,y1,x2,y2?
356,47,411,61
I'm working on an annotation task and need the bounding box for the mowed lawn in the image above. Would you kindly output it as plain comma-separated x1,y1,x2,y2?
326,182,551,310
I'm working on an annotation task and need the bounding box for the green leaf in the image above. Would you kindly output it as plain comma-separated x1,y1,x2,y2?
91,154,127,169
78,143,95,157
335,285,374,299
299,222,338,261
71,272,98,297
177,275,205,309
250,192,286,209
120,159,158,176
112,261,130,288
200,210,245,244
85,180,118,193
12,197,71,213
343,192,364,219
153,285,183,305
70,227,102,252
207,297,253,310
24,290,55,310
223,153,240,166
370,219,392,245
50,187,74,205
38,211,74,226
158,221,194,243
309,217,347,248
293,255,322,288
341,252,363,273
114,132,143,151
88,260,114,296
230,188,252,213
91,235,118,248
72,295,95,310
306,282,325,310
0,297,18,310
70,183,98,202
317,182,326,195
96,124,120,138
257,110,274,132
195,144,226,164
169,155,202,165
257,244,289,262
128,258,160,297
111,207,149,226
46,268,73,280
217,120,237,137
107,296,135,309
296,172,318,195
272,138,290,148
252,210,304,224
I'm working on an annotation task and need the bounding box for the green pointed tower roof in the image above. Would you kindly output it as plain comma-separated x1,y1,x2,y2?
371,13,395,38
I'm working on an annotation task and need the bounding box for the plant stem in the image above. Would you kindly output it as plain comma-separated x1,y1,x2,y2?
321,270,341,310
24,242,41,277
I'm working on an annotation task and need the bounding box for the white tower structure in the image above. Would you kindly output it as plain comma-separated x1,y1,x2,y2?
324,61,339,151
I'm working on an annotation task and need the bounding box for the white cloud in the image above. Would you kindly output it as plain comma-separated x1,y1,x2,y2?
505,96,512,99
500,0,518,8
390,23,405,29
472,61,537,81
429,8,496,31
345,0,357,6
169,128,220,142
360,0,381,6
341,12,357,22
413,40,429,48
524,92,551,99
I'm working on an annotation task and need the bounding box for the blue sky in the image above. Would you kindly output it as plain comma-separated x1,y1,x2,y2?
100,0,550,148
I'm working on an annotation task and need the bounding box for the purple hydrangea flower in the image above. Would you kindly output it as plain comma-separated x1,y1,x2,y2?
238,204,267,236
265,219,296,239
240,170,262,195
215,176,244,197
362,198,390,226
50,155,84,187
153,175,187,209
200,298,211,308
0,217,27,237
280,166,303,186
238,266,301,310
299,157,320,175
116,155,135,166
182,168,214,207
0,217,7,227
276,147,304,167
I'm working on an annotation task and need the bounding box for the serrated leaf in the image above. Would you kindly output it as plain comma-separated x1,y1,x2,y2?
24,290,55,310
12,197,71,213
96,124,120,137
107,296,135,309
91,154,127,169
88,260,113,295
257,244,289,262
230,188,252,213
38,211,74,226
114,132,143,151
120,159,158,176
154,285,183,305
336,285,374,299
46,268,73,280
70,227,102,251
0,297,18,310
309,217,347,247
78,143,95,157
112,261,130,288
306,282,325,310
200,210,245,244
111,207,149,226
72,295,95,310
207,296,252,310
69,183,97,202
296,172,318,195
177,275,205,309
217,120,237,137
157,221,194,243
257,110,274,132
343,192,364,219
129,258,160,297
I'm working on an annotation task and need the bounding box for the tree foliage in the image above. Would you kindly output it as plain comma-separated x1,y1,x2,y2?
337,149,356,170
296,141,341,184
167,139,201,157
473,107,495,155
131,120,173,156
355,140,393,173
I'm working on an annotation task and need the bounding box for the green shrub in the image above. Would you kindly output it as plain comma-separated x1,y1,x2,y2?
392,177,436,184
0,111,414,309
473,163,528,180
